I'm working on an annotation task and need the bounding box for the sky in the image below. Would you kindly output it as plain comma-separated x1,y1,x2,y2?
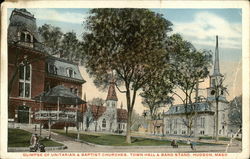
8,8,242,114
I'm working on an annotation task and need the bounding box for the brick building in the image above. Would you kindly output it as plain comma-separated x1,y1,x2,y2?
8,9,85,125
8,8,127,133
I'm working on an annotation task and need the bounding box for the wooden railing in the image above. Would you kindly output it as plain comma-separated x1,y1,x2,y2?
34,110,77,122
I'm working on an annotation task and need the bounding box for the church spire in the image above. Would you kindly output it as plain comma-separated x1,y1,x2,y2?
106,79,118,101
213,35,221,76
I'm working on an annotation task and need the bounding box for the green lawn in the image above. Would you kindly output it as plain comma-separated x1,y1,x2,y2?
199,136,242,141
53,130,197,146
8,128,63,147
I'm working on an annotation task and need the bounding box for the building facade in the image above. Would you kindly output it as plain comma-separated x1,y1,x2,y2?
164,36,229,137
8,9,85,126
82,81,128,133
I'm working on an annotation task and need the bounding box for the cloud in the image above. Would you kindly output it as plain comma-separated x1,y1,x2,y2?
172,12,242,49
29,9,87,24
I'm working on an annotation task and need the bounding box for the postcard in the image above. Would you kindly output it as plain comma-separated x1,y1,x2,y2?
0,1,249,159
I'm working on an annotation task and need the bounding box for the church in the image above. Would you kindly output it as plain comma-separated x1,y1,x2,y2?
82,80,128,133
163,36,229,137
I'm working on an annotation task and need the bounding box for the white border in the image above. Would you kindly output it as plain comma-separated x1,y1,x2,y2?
1,1,249,159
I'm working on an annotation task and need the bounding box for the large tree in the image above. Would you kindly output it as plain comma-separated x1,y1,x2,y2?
39,24,82,62
38,24,63,54
166,34,212,136
140,71,174,134
228,95,242,129
82,8,172,143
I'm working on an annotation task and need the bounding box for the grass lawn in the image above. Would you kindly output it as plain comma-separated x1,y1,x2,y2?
53,130,218,146
8,128,63,147
199,136,242,141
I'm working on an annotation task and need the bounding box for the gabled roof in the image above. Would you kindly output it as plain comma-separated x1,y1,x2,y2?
165,102,214,115
106,81,118,101
117,108,128,122
46,56,85,83
89,105,107,120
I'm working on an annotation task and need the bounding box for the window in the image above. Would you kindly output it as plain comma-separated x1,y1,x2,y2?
200,130,205,135
19,64,31,98
102,119,106,128
174,119,178,129
174,130,177,134
212,79,215,87
221,90,224,95
175,106,178,112
27,34,31,42
201,117,205,128
74,89,78,96
48,64,57,74
67,68,74,78
182,130,186,134
20,32,25,42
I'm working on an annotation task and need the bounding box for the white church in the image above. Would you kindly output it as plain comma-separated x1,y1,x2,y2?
163,36,229,137
82,80,128,133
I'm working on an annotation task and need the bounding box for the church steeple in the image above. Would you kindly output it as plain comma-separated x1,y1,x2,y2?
212,35,221,76
106,79,118,101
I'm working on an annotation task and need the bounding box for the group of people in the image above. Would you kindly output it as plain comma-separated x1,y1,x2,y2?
171,139,196,150
29,134,46,152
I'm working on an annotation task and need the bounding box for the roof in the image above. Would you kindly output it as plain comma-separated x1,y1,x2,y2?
46,56,85,83
8,9,52,55
89,105,107,120
117,108,128,122
165,102,214,115
207,96,228,103
8,9,41,43
106,81,118,101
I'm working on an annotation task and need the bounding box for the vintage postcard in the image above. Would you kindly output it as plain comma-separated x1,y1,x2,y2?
0,1,249,159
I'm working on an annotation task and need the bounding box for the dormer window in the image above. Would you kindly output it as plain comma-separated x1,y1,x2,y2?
66,68,75,78
175,106,178,112
21,32,25,42
48,64,57,75
27,34,31,42
18,31,34,48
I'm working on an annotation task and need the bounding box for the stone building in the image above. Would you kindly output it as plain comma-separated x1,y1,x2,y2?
163,36,229,137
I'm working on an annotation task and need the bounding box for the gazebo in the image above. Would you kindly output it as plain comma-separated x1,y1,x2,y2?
33,85,86,139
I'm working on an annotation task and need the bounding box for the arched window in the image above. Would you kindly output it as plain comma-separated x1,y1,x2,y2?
26,34,31,42
19,63,31,98
102,119,106,128
20,32,25,42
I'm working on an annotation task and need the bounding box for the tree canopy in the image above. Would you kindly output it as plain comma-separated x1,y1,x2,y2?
165,34,212,136
82,8,173,143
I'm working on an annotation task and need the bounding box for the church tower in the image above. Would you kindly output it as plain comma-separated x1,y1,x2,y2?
105,79,118,132
207,35,226,100
206,35,228,136
106,79,118,108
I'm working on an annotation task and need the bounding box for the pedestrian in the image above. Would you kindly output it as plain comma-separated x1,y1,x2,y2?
30,134,39,152
171,140,178,148
190,141,196,151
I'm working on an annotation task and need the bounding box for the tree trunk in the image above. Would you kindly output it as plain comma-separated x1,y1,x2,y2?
95,121,97,132
66,126,68,135
215,97,219,141
126,111,132,143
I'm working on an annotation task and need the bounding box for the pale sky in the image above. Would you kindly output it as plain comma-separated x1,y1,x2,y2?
8,8,242,114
